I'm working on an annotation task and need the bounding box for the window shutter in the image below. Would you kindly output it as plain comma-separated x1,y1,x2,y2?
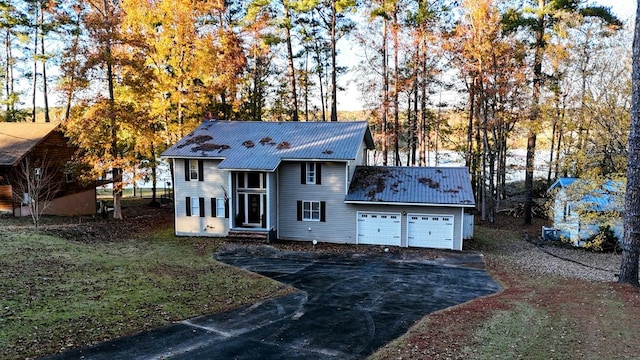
297,201,302,221
300,163,306,184
185,197,191,216
224,200,229,218
211,198,217,217
198,160,204,181
199,197,205,217
320,201,326,222
184,160,190,181
316,163,321,185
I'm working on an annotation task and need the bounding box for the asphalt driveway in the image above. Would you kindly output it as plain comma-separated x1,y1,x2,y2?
43,246,500,359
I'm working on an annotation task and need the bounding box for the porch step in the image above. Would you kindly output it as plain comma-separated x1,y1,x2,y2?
227,230,270,242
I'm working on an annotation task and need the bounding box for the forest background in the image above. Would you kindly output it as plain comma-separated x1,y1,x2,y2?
0,0,632,222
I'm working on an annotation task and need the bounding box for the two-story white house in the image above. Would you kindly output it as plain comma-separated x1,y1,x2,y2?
161,120,475,250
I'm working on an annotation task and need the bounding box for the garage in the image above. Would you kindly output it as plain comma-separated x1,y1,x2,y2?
407,214,454,249
357,212,401,246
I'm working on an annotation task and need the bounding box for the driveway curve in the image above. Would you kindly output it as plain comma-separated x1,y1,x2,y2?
43,246,500,360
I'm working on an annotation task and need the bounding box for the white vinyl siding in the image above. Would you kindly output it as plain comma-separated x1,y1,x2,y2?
279,161,353,243
173,159,230,237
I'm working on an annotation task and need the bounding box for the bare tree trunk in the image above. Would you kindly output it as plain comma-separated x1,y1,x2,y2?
466,79,475,168
103,0,122,220
283,4,299,122
304,52,309,121
420,37,427,167
40,8,49,123
329,0,338,122
524,0,545,225
381,17,388,165
411,61,418,166
392,8,400,166
5,31,11,117
32,4,38,123
619,1,640,286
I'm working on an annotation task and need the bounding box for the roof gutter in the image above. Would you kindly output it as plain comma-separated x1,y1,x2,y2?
344,200,476,208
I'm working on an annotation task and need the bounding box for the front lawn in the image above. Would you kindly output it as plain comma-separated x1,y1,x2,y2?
0,208,291,359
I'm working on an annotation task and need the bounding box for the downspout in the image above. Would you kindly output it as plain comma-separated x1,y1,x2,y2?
171,158,177,235
228,171,233,232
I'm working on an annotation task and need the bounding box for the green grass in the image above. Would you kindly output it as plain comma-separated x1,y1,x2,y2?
468,303,578,360
96,187,172,199
0,229,291,359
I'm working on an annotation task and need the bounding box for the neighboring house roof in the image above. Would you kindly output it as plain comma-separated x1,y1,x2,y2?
549,177,624,212
0,122,60,166
548,177,578,190
345,166,476,207
161,120,375,171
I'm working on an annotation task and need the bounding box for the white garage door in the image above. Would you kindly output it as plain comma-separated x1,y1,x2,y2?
407,214,454,249
357,212,401,246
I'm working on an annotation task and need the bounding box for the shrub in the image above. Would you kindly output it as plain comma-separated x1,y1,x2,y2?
584,225,619,252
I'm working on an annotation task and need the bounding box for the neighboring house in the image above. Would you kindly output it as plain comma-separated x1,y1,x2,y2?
546,177,623,246
0,122,96,216
161,120,476,250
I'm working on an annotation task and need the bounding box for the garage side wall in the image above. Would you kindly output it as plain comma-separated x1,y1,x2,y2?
348,204,464,250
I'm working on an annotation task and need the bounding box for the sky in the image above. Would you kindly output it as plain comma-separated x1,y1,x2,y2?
338,0,637,111
37,1,638,114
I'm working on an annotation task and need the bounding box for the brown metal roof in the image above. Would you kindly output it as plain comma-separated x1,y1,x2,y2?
0,122,60,166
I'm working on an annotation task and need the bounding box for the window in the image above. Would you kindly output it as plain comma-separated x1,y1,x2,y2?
306,163,316,184
248,173,261,188
186,197,205,217
34,167,41,180
185,159,203,181
297,200,326,222
65,162,73,183
303,201,320,221
236,173,265,189
301,162,321,185
191,198,199,216
189,160,199,180
216,198,225,218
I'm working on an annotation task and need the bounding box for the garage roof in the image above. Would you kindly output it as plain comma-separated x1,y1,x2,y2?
345,166,475,207
161,120,375,171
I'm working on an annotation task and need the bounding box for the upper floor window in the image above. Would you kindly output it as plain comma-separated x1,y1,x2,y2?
189,160,199,180
237,173,265,190
301,162,321,185
306,163,316,184
65,162,73,183
184,159,203,182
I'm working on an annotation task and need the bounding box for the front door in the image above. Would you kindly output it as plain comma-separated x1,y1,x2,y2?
248,193,261,224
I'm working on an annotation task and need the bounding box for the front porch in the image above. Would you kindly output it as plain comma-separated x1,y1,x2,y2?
229,171,277,239
227,228,276,242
